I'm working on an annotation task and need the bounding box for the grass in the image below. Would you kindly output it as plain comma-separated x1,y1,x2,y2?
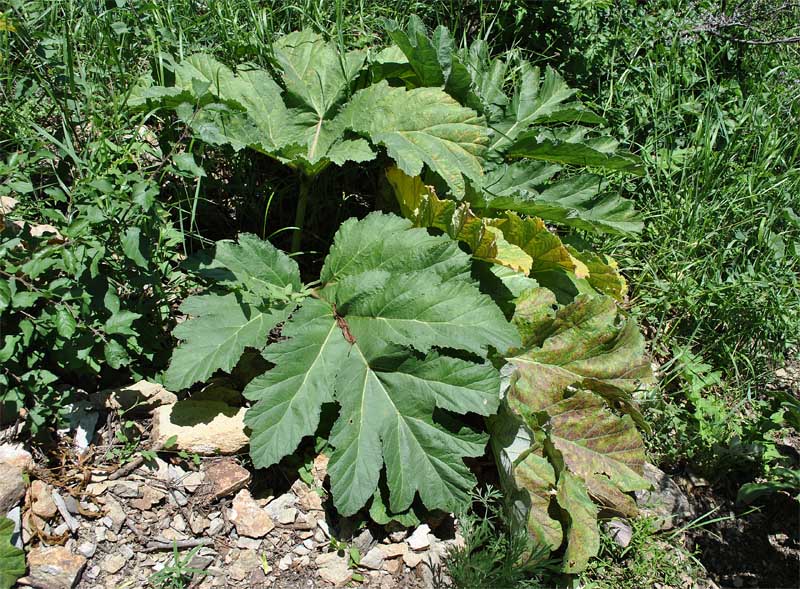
2,0,799,586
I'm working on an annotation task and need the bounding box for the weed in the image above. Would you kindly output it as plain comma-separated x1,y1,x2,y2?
149,543,209,589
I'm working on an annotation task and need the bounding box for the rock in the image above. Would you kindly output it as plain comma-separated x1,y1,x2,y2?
316,519,331,538
265,492,296,518
605,518,633,548
96,380,177,416
151,400,249,455
30,480,58,519
237,536,261,550
171,513,187,533
293,513,317,530
388,529,407,543
6,506,21,549
635,463,693,530
0,444,33,471
77,542,97,558
231,490,274,538
379,543,408,559
277,507,297,525
204,459,251,499
298,488,324,511
102,554,127,574
207,518,225,536
316,552,352,587
229,550,260,582
190,514,211,535
103,496,127,533
0,464,26,514
403,550,423,568
110,481,141,498
360,547,385,570
312,453,329,485
384,558,403,575
129,486,165,511
278,554,293,571
63,400,98,454
181,471,206,493
407,524,431,551
353,528,375,554
0,195,17,215
25,546,87,589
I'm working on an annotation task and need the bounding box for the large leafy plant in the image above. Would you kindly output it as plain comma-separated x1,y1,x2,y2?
166,212,520,517
131,30,487,250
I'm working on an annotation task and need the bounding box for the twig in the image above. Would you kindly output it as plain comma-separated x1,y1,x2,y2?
108,441,164,481
143,538,211,552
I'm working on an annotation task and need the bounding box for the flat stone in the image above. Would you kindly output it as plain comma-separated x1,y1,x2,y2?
190,514,211,535
316,552,352,587
25,546,86,589
384,558,403,575
278,554,293,571
207,518,225,536
407,525,431,551
265,493,296,520
229,550,260,581
77,542,96,558
403,550,422,568
236,536,261,550
96,380,177,416
231,490,274,538
0,463,26,514
181,471,206,493
635,463,693,530
30,480,58,519
151,400,249,455
277,507,297,525
204,459,251,499
360,547,385,570
606,518,633,548
102,553,127,574
293,513,316,530
353,528,375,554
103,496,126,533
110,481,141,498
129,486,165,511
298,489,324,511
379,543,408,559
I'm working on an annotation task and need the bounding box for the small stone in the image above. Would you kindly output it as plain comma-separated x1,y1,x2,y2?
100,554,128,575
407,524,431,551
53,523,69,536
635,463,693,530
379,543,408,559
293,513,316,530
110,481,141,498
119,545,135,560
207,518,225,536
293,545,310,556
353,528,375,554
316,552,352,587
388,530,407,543
316,519,331,538
61,495,80,515
231,490,274,538
171,514,187,533
30,480,58,519
190,514,211,535
85,482,109,496
95,527,107,542
85,565,100,579
303,538,315,550
277,507,297,525
606,518,633,548
360,547,385,570
278,554,293,571
161,528,187,542
265,493,296,520
25,546,87,589
403,550,422,568
237,536,262,550
312,454,329,485
229,550,260,581
298,489,324,511
129,486,165,511
103,497,126,533
0,464,26,514
77,542,96,558
96,380,177,416
151,400,249,455
0,444,33,472
204,459,251,499
384,558,403,575
171,489,189,507
181,470,206,493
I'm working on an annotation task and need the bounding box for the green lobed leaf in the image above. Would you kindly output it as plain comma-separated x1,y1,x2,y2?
245,213,519,516
0,517,24,589
556,471,600,574
337,81,487,198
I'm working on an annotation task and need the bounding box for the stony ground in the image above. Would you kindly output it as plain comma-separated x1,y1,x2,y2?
0,381,462,589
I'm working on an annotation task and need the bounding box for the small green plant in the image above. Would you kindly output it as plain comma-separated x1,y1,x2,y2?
0,516,25,589
149,543,209,589
446,486,555,589
580,516,702,589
